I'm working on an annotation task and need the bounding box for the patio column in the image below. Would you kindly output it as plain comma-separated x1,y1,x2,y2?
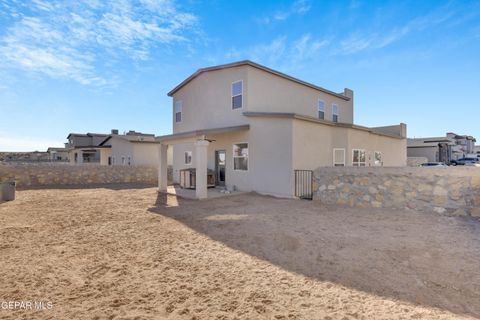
195,139,210,199
158,144,168,192
77,150,83,164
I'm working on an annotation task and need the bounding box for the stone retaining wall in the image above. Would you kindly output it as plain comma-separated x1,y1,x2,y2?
313,167,480,218
0,164,171,188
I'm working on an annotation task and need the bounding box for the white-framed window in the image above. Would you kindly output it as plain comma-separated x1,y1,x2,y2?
127,157,131,166
352,149,366,166
332,104,339,122
333,148,346,166
184,151,192,165
231,80,243,109
175,100,182,123
318,100,325,120
233,142,248,171
121,156,126,165
112,156,115,165
374,151,382,166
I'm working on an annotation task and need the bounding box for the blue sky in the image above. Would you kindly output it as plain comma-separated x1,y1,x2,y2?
0,0,479,151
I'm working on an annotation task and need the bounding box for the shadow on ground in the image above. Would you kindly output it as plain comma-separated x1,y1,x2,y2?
17,182,156,191
149,192,480,319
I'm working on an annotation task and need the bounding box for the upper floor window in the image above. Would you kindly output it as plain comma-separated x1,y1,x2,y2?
232,80,243,109
175,100,182,123
318,100,325,120
332,104,339,122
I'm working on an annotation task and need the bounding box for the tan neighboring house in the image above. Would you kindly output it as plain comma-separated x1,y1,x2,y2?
98,130,161,166
66,130,161,166
157,60,407,199
66,132,110,164
47,147,69,162
407,132,477,163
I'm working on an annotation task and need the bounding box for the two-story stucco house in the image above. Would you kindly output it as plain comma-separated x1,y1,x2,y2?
67,130,163,167
157,61,407,199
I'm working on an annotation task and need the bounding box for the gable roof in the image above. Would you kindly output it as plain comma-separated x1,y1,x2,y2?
167,60,350,101
99,135,159,146
66,132,108,139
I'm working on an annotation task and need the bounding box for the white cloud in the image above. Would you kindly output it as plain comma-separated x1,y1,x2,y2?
0,0,198,85
338,4,459,55
226,34,328,70
260,0,312,24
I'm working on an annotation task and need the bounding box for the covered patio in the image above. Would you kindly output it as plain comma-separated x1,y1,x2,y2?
156,125,249,199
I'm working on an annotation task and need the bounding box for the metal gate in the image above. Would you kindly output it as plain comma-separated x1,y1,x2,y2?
294,170,313,200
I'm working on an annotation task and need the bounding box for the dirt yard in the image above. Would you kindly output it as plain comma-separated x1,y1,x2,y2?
0,186,479,320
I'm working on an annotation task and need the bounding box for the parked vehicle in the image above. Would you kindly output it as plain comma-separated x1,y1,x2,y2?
449,157,479,166
420,162,447,167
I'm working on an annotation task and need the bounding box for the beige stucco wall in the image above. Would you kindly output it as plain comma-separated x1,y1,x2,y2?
131,143,160,166
172,119,295,198
292,118,407,169
246,66,353,124
407,146,438,162
108,137,160,166
172,130,251,191
171,66,249,134
170,65,353,135
110,137,133,165
248,117,294,197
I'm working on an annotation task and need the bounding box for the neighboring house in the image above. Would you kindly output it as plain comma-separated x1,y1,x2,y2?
66,130,161,166
157,60,407,199
475,145,480,155
66,132,110,164
407,132,477,163
47,147,69,162
447,132,476,158
98,130,161,166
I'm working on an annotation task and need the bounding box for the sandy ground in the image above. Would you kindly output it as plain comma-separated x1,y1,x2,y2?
0,186,479,320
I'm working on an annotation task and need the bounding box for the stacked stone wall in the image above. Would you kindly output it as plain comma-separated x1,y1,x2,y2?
314,167,480,218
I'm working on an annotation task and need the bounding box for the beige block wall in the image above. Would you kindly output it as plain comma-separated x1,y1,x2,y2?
0,164,158,187
247,66,353,124
172,66,249,134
